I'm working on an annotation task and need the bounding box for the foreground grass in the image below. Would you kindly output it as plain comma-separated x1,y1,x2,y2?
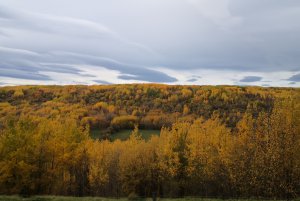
1,196,299,201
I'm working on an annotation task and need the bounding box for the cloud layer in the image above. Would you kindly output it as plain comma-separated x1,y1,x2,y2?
0,0,300,86
240,76,262,83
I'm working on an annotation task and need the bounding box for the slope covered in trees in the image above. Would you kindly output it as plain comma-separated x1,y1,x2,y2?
0,84,299,199
0,85,294,134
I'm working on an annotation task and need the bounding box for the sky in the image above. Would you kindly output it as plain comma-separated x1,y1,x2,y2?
0,0,300,87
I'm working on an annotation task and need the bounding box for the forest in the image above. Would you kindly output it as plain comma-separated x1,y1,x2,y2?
0,84,299,199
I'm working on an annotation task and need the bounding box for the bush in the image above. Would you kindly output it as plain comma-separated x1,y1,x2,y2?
111,115,138,129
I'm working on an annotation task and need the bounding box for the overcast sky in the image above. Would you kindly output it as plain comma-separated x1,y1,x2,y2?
0,0,300,87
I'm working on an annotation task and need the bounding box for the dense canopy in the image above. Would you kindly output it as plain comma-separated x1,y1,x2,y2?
0,84,299,199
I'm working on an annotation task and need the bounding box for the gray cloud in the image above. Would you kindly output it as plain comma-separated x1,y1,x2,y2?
187,78,198,82
0,5,177,83
240,76,262,82
287,73,300,82
118,72,177,83
38,64,83,74
47,51,177,82
0,68,51,80
0,46,177,83
93,80,112,85
0,0,300,85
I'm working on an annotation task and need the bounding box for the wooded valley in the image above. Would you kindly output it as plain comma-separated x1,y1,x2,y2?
0,84,299,199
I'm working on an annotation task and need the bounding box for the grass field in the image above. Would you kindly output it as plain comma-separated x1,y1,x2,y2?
1,196,297,201
91,129,160,141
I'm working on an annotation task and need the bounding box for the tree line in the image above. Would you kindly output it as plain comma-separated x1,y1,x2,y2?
0,84,295,136
0,85,299,199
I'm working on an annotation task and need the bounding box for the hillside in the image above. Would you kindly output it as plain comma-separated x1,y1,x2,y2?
0,84,299,198
0,84,297,139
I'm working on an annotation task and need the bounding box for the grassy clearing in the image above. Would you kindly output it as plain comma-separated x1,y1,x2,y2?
90,129,160,141
1,196,298,201
90,129,104,139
